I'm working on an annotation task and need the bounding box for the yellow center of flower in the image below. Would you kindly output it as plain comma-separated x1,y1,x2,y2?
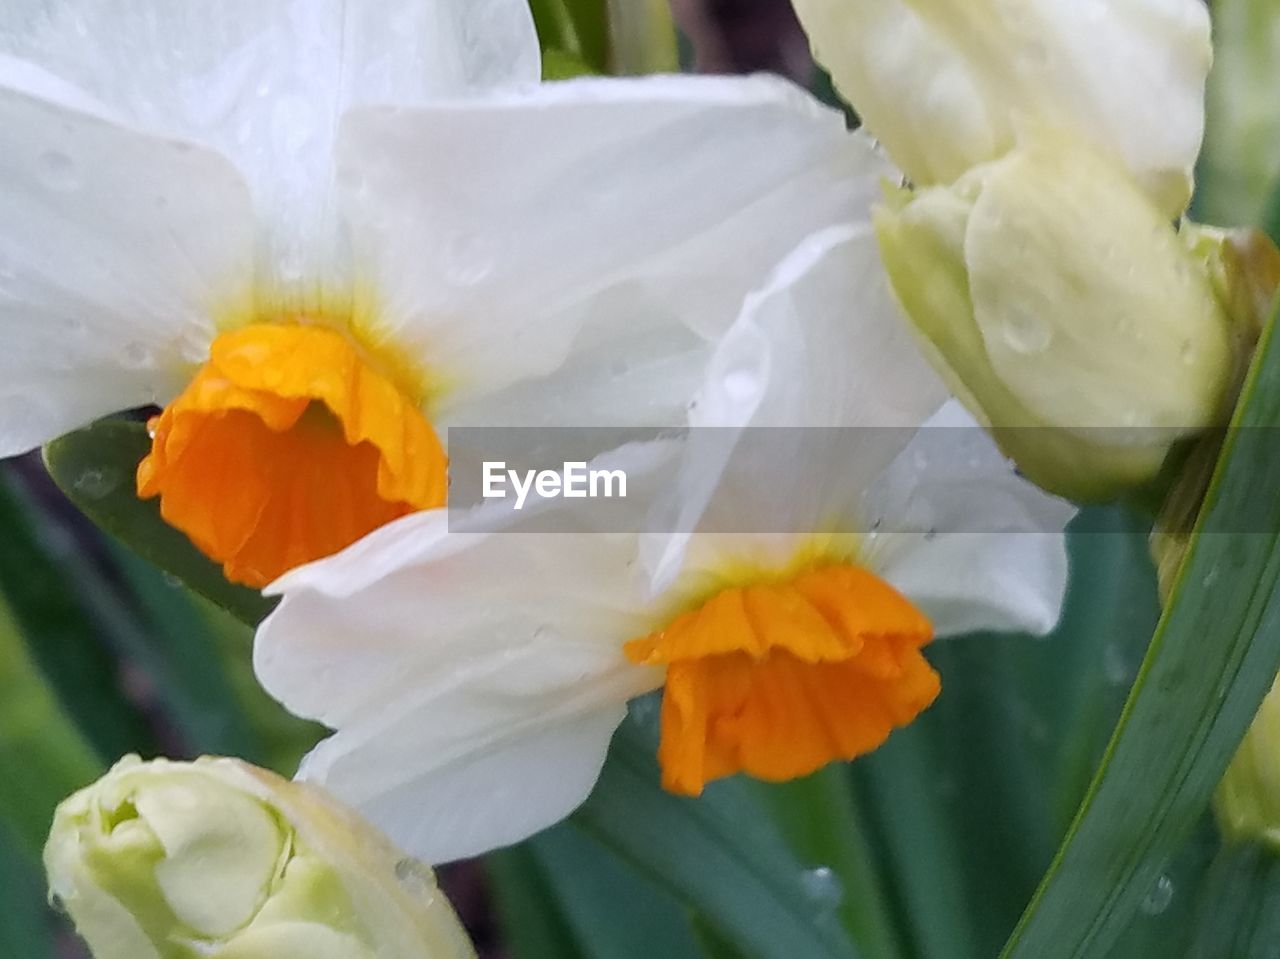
137,323,447,588
624,564,940,796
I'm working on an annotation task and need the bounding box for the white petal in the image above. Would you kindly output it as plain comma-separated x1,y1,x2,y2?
912,0,1210,213
0,81,254,455
793,0,1001,186
795,0,1210,212
866,402,1075,637
300,703,628,864
257,508,661,862
0,1,538,129
643,224,948,592
0,0,539,282
257,518,657,729
336,75,892,410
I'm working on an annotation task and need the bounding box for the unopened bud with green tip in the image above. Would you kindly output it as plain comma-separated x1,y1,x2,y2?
874,134,1240,501
44,755,476,959
1218,678,1280,851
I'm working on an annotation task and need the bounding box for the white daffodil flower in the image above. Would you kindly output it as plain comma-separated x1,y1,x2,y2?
0,0,885,587
254,226,1074,864
790,0,1212,216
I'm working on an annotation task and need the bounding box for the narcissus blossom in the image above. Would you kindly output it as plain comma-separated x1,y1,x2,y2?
255,226,1073,864
0,0,882,585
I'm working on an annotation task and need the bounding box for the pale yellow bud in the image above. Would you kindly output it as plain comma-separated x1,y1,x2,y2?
1219,678,1280,850
874,136,1236,500
44,756,475,959
792,0,1211,216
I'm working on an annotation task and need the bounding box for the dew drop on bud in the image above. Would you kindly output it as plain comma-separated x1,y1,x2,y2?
1001,309,1053,354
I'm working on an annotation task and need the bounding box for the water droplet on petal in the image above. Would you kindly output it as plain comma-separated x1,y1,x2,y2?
394,858,436,899
1001,309,1053,354
122,341,154,368
37,149,81,192
273,94,317,155
1140,874,1174,915
444,232,496,286
1019,38,1050,68
721,369,761,403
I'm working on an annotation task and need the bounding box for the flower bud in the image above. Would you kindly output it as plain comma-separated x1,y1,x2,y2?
1219,678,1280,851
874,135,1236,501
44,756,475,959
791,0,1211,216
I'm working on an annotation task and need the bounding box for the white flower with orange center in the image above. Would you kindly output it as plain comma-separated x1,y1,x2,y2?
0,0,883,586
254,226,1074,863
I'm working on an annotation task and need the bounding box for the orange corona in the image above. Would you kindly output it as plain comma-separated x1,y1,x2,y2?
138,323,447,588
625,564,940,796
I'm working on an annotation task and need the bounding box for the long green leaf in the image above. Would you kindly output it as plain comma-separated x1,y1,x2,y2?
755,769,905,959
573,708,861,959
42,420,272,627
1000,311,1280,957
0,592,100,860
527,0,609,73
0,469,154,759
530,824,705,959
851,509,1160,959
854,721,984,959
1186,841,1280,957
0,822,59,959
485,844,589,959
107,546,262,760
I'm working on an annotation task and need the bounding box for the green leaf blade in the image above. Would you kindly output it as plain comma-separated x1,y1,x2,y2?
43,420,272,627
573,713,862,959
1001,311,1280,958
